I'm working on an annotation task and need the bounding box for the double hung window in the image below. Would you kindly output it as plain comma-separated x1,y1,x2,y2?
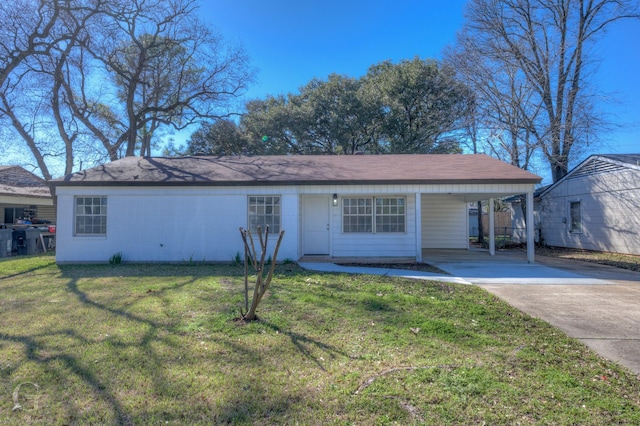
343,197,405,233
248,196,281,233
75,196,107,235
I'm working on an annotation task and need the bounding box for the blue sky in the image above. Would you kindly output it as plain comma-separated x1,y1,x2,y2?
198,0,640,175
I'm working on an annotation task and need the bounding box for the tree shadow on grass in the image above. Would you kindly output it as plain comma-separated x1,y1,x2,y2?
0,330,133,424
260,321,355,371
1,262,367,423
1,264,321,423
0,258,57,281
1,273,198,423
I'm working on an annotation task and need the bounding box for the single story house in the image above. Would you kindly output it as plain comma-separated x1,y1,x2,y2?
539,154,640,255
0,165,55,226
50,154,542,263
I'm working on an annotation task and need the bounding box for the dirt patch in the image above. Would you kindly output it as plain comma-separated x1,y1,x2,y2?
336,262,449,275
535,246,640,272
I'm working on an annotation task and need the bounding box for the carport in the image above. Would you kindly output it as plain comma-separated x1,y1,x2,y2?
422,248,614,285
419,189,537,263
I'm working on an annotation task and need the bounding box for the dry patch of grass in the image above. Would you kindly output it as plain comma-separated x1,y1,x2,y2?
538,246,640,272
336,262,449,274
1,254,639,425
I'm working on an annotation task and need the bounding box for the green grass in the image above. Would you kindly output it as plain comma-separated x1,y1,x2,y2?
1,254,639,425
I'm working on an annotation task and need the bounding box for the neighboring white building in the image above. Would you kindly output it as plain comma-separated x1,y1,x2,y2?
539,154,640,255
507,189,544,245
50,154,541,263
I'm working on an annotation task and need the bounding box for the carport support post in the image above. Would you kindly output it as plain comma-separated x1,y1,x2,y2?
489,198,495,256
526,190,535,263
415,192,422,262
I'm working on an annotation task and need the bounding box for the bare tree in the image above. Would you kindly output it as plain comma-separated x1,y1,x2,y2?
457,0,639,182
0,0,67,179
0,0,253,179
77,0,254,159
447,38,539,170
238,226,285,322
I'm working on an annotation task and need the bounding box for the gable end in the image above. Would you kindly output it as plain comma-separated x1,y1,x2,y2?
567,158,628,180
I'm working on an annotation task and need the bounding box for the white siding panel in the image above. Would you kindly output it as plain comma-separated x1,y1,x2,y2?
541,168,640,254
55,188,298,263
422,195,468,249
330,194,417,258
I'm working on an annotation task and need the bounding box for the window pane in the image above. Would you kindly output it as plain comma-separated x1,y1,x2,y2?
570,201,581,233
343,198,373,233
248,195,281,233
374,197,405,233
75,196,107,236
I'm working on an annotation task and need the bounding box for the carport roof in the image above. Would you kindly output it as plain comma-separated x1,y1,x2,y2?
52,154,542,187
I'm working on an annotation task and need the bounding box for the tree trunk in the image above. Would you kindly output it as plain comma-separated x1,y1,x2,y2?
239,226,285,322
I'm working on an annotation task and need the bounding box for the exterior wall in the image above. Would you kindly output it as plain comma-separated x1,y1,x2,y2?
540,168,640,254
510,202,541,244
55,182,537,262
330,193,417,258
421,194,468,249
55,186,300,263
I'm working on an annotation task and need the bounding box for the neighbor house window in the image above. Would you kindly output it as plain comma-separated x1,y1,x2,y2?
248,196,281,233
569,201,581,233
75,196,107,235
343,197,405,233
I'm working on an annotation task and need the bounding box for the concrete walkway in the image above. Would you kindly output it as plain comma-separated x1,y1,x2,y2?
298,250,640,375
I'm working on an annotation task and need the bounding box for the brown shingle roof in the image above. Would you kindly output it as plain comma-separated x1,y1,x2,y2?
0,165,46,187
0,165,51,198
52,154,541,186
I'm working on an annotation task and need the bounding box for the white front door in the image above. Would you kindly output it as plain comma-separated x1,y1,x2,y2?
303,196,330,255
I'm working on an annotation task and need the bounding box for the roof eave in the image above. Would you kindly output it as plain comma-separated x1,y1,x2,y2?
51,178,541,187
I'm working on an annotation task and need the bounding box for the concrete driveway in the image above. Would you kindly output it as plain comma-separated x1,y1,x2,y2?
424,249,640,376
422,249,615,285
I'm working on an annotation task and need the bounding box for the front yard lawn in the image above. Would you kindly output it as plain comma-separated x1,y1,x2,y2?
1,254,639,425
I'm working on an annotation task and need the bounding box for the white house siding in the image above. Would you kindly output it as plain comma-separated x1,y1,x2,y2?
55,186,300,263
540,168,640,255
421,194,468,249
330,192,417,258
510,202,541,244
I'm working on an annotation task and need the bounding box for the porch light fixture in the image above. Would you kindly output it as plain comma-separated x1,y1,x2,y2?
332,193,338,206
